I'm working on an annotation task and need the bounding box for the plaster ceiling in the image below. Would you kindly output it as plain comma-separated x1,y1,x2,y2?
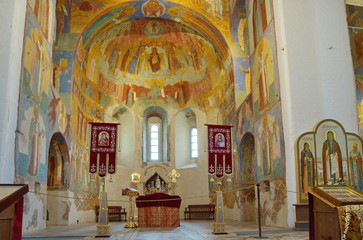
68,0,235,109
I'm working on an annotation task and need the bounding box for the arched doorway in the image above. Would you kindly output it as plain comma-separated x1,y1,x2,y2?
47,132,69,226
239,132,256,221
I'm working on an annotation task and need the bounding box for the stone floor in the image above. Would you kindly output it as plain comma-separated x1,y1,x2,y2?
23,220,309,240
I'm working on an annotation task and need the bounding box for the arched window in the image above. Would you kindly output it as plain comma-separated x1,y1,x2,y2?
143,106,167,162
190,127,198,159
149,120,161,161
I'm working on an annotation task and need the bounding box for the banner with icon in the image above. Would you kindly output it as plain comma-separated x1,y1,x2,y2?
207,124,232,178
89,122,118,177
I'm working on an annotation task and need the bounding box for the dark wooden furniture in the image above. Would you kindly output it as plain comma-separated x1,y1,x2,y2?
293,203,309,230
0,184,29,240
184,204,215,220
95,206,127,222
309,185,363,240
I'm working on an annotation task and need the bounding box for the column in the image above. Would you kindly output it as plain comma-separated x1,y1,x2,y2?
0,0,27,183
273,0,357,227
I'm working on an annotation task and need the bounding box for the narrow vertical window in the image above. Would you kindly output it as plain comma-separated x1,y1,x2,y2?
191,127,198,158
143,107,167,163
150,124,159,161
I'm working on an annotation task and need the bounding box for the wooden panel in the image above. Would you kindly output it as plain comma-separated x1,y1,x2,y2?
313,197,340,240
294,203,309,221
313,197,335,212
0,184,28,213
0,205,14,240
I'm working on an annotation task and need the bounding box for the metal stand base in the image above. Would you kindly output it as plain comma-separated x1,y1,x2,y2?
212,222,227,234
96,224,110,238
124,216,138,228
124,222,138,228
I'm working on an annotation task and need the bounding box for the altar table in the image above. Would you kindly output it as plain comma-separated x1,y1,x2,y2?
136,193,181,227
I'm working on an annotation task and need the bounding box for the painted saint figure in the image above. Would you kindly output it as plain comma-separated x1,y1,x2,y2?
259,117,272,176
49,141,64,187
190,49,200,71
155,175,161,191
98,132,109,146
349,143,363,190
322,130,343,184
166,44,181,73
128,45,145,74
301,142,314,194
258,53,268,111
149,47,161,72
28,108,44,177
215,134,225,148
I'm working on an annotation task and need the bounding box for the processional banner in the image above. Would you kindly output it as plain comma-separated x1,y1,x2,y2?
89,122,118,177
207,124,232,178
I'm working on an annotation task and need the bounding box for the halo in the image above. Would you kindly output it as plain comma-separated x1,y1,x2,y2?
301,141,311,150
350,142,360,151
324,129,337,140
99,131,108,136
215,133,223,138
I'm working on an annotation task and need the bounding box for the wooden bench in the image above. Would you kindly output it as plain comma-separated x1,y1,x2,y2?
95,206,127,222
184,204,215,220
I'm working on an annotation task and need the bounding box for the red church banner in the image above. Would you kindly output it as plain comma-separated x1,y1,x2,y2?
89,122,118,177
207,124,232,178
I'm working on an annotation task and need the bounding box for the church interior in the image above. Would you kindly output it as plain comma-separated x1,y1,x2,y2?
1,0,363,239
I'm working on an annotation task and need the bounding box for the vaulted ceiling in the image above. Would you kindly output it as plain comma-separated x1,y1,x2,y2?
58,0,241,112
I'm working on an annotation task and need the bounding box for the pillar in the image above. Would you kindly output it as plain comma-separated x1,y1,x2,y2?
273,0,357,227
0,0,27,183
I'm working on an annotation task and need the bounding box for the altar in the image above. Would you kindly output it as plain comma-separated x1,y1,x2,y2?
136,193,182,227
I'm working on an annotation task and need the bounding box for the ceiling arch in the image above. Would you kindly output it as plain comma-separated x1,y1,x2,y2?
69,0,235,114
76,1,230,61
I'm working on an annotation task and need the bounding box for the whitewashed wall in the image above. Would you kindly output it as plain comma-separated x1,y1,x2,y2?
274,0,357,227
0,0,26,183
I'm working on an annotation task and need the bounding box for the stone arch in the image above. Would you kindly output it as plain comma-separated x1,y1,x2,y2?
239,132,255,186
47,132,69,189
144,172,168,195
238,132,256,222
47,132,70,226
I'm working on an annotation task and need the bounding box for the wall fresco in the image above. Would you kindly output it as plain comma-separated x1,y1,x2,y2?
234,58,251,105
254,104,285,182
28,0,55,41
235,94,253,139
239,133,255,187
231,0,250,106
247,0,273,53
47,133,69,190
53,51,73,95
69,15,234,121
17,106,47,182
259,178,287,225
22,19,51,104
250,25,279,119
16,6,53,184
347,5,363,137
68,0,232,45
231,0,249,58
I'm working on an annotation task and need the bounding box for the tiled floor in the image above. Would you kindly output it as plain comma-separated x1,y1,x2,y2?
23,220,309,240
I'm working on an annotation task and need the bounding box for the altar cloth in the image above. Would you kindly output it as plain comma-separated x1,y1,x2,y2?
136,193,181,227
135,193,181,208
